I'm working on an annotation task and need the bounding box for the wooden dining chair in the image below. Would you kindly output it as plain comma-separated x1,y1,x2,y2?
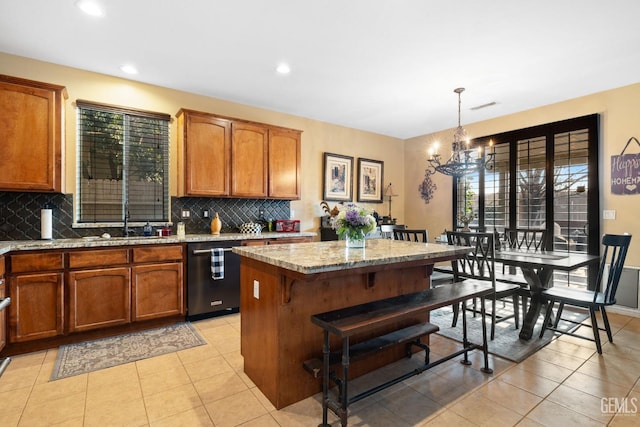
503,228,548,251
393,229,428,243
539,233,632,354
447,231,522,340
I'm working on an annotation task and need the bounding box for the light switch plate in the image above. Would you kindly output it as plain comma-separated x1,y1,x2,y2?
181,208,191,219
603,210,616,220
253,280,260,299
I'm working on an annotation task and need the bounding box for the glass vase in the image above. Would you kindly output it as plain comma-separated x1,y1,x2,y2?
345,229,366,248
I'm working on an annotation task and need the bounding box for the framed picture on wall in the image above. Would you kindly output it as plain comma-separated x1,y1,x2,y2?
357,158,384,203
323,152,353,201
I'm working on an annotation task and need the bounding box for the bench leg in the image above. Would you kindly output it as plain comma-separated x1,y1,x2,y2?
406,339,430,365
451,302,459,327
339,337,350,427
480,296,494,374
460,300,471,366
319,330,331,427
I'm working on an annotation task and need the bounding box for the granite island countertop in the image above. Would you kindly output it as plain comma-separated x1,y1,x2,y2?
232,238,470,275
0,232,316,255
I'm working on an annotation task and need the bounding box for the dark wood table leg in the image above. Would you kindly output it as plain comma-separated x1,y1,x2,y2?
518,267,554,340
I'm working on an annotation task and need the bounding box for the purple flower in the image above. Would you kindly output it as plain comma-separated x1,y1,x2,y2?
332,203,376,238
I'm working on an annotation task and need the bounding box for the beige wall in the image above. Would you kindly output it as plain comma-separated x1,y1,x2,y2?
0,53,405,235
405,82,640,265
3,52,639,262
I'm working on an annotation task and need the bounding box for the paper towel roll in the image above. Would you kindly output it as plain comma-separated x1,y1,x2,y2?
41,209,52,240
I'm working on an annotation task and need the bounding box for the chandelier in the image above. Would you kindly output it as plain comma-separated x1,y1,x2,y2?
426,88,494,177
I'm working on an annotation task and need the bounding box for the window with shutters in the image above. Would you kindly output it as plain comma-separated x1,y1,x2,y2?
454,114,599,289
76,101,169,224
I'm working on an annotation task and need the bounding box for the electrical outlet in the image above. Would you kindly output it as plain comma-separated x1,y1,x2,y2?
603,210,616,220
253,280,260,299
203,210,209,218
259,208,265,219
181,209,191,219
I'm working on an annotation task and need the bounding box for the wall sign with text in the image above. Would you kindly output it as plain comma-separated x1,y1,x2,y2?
611,137,640,195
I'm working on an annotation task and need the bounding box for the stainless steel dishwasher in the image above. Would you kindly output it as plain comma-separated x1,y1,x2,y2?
186,240,241,320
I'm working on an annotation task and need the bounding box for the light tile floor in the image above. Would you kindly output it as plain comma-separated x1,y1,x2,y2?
1,311,640,426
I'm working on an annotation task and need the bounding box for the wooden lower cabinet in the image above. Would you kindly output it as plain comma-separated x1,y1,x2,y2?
9,272,64,342
67,267,131,332
132,262,184,321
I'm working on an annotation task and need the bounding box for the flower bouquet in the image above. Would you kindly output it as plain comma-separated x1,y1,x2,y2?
331,203,377,248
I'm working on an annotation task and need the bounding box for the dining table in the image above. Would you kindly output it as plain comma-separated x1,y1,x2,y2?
493,249,600,340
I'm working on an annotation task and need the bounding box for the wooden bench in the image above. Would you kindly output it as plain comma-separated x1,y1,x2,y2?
310,281,494,427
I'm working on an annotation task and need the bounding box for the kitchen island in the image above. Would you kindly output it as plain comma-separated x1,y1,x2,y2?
233,239,471,409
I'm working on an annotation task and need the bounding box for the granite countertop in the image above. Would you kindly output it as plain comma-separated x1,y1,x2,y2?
232,238,470,275
0,232,316,255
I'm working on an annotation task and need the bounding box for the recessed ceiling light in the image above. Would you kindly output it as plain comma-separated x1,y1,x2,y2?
76,0,104,17
276,63,291,74
120,64,138,75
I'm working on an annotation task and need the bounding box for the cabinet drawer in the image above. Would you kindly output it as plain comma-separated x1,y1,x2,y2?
268,237,312,244
68,248,129,269
10,252,64,273
132,245,183,263
242,240,267,246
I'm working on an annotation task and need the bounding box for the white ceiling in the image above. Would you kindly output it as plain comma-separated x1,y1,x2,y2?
2,0,640,139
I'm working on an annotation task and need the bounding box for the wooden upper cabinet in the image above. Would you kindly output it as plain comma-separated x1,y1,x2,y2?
269,128,301,199
0,75,67,192
231,122,268,197
177,109,231,196
176,108,302,199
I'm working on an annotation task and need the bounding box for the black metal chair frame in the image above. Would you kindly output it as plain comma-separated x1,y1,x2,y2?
447,231,522,340
393,229,428,243
538,233,632,354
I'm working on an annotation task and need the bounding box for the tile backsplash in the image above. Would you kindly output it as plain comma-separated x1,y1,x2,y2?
0,192,76,240
0,192,290,240
171,197,290,234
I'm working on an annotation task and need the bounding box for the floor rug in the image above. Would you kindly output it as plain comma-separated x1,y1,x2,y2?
51,322,206,380
430,304,588,363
